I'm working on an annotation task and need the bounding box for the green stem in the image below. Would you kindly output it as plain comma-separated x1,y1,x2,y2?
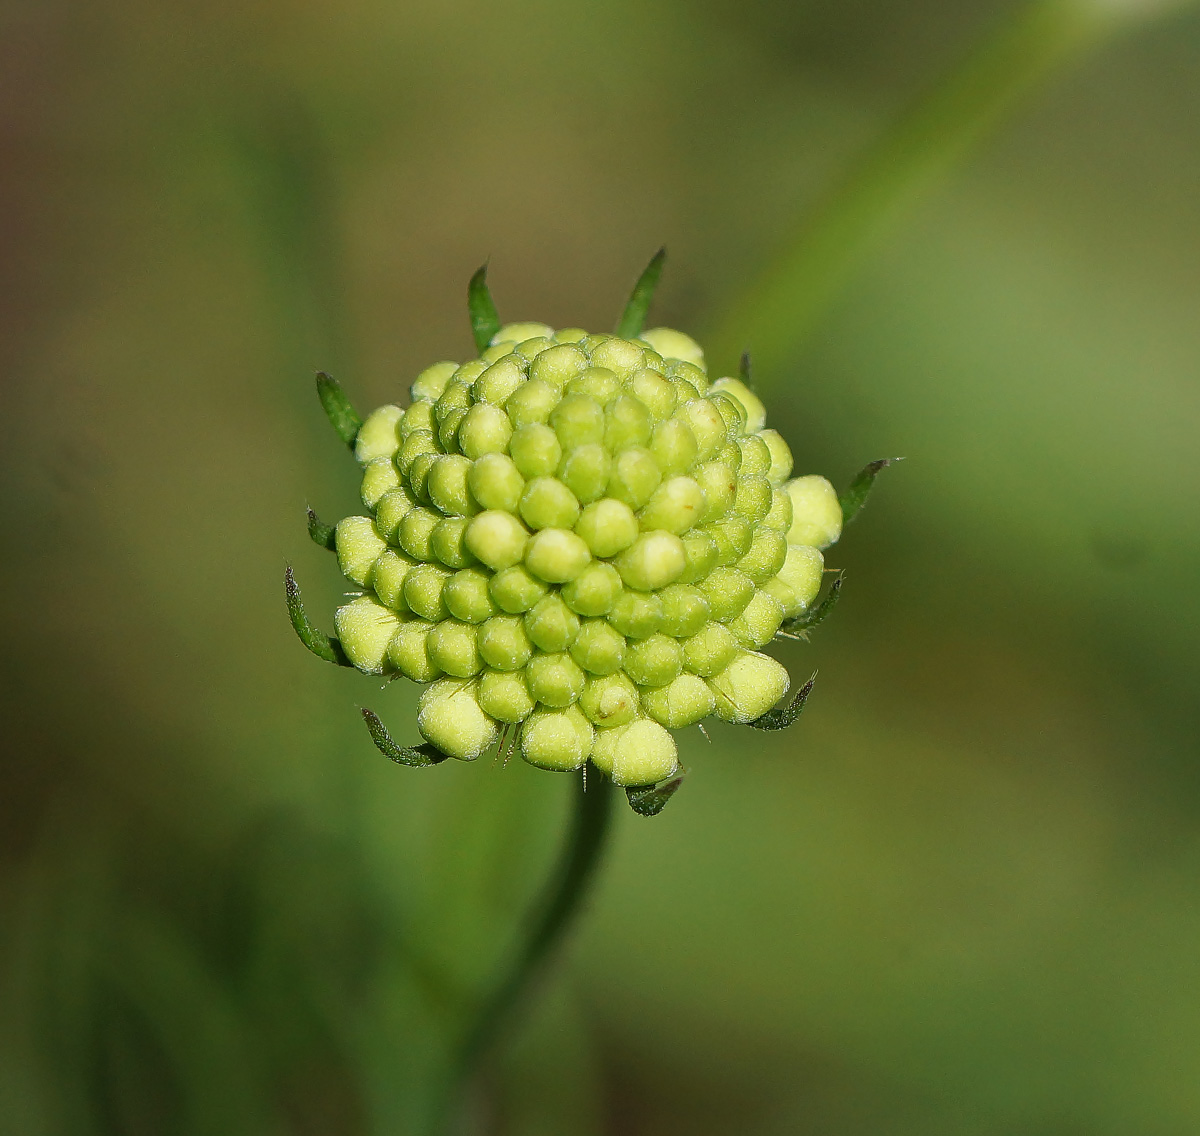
440,771,616,1132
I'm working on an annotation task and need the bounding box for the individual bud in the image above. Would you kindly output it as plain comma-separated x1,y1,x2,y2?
360,456,401,508
716,438,743,472
550,393,605,449
590,718,678,787
494,321,554,344
579,672,640,727
438,407,468,453
567,366,622,405
680,621,739,676
374,486,419,542
477,669,535,724
526,652,586,707
785,475,843,549
640,348,665,371
426,455,477,516
649,418,698,476
710,377,766,432
505,379,561,428
777,544,825,613
553,327,589,344
410,361,458,403
509,422,563,478
569,620,626,675
604,394,653,450
400,399,436,438
480,341,516,362
427,619,483,677
519,477,581,530
615,531,687,592
443,568,498,623
677,530,719,584
641,674,715,729
336,516,386,586
561,561,623,617
727,590,785,649
657,583,711,637
529,343,589,388
514,337,553,360
464,511,529,571
640,327,704,367
458,403,513,459
575,497,639,558
623,633,684,687
638,477,706,535
436,376,475,420
396,429,439,475
398,507,440,561
477,615,534,670
524,528,592,583
402,562,451,622
627,368,678,419
417,678,498,760
679,399,726,461
666,359,709,396
520,705,593,772
524,594,581,653
692,461,737,522
468,452,525,513
708,391,747,434
473,356,527,404
703,515,754,565
761,577,799,618
372,550,416,610
606,590,662,639
699,566,755,622
736,433,772,478
590,337,645,377
758,429,794,486
488,565,548,613
733,476,773,521
334,596,401,673
354,404,403,463
708,651,789,723
387,619,443,682
736,528,789,584
762,485,794,532
606,447,662,509
407,451,439,504
558,444,612,504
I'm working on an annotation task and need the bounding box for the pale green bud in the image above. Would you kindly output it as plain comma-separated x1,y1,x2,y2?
417,678,498,760
579,672,640,727
387,620,443,682
680,399,726,461
677,530,719,584
400,399,436,438
488,565,547,613
709,391,747,434
627,368,677,419
524,528,591,584
473,356,527,404
638,476,706,535
468,453,524,513
396,428,439,475
736,528,789,584
434,380,472,426
704,516,754,565
334,595,401,673
398,507,440,561
513,336,554,361
443,568,498,623
529,343,588,388
604,394,653,450
372,550,415,610
708,651,789,723
758,429,794,485
480,341,516,362
710,377,766,433
727,590,785,649
406,451,439,505
680,621,738,676
519,477,580,530
666,359,709,396
451,359,488,387
693,461,737,522
777,544,824,613
641,674,715,729
427,619,483,677
623,632,683,687
410,361,458,403
606,447,662,509
640,348,665,370
477,669,535,724
505,378,560,427
606,590,662,639
561,561,623,617
785,475,843,549
590,718,678,787
590,337,645,377
762,485,793,532
520,705,593,772
336,516,386,586
509,422,562,478
458,403,513,459
523,594,581,653
569,620,626,675
430,516,476,569
550,393,605,449
761,577,799,619
373,486,419,542
615,531,686,592
657,583,710,637
575,498,639,558
426,454,477,516
438,407,468,453
736,433,772,479
734,476,773,521
354,405,403,464
716,438,743,472
567,366,621,405
640,327,704,368
699,566,754,621
477,614,533,670
403,562,451,622
464,510,529,571
649,418,698,475
493,321,553,344
527,651,586,707
553,327,589,344
558,443,611,503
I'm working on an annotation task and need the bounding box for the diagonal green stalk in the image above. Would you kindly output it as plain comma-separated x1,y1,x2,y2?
707,0,1193,378
439,771,616,1132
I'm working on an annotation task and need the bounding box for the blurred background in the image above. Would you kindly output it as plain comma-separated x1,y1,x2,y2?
3,0,1200,1132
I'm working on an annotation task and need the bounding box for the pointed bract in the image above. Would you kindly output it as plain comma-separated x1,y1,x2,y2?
315,372,362,449
779,571,843,637
361,707,449,767
626,772,684,817
285,565,352,666
840,457,902,526
616,247,666,339
306,506,337,550
746,671,816,731
468,264,502,353
739,350,753,387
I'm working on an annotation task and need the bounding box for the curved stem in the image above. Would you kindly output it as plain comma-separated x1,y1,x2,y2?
439,771,616,1133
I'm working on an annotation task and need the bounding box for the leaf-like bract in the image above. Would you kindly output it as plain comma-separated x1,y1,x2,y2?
468,264,501,353
361,708,449,767
285,565,351,666
626,772,684,817
746,672,816,731
840,457,901,525
616,247,666,339
315,372,362,449
306,506,337,550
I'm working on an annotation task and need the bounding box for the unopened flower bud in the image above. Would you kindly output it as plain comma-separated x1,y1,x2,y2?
578,672,640,727
335,595,402,673
524,528,591,583
488,565,547,613
560,561,623,617
640,327,704,367
398,507,440,561
699,567,754,622
458,403,513,459
468,453,524,513
355,405,403,464
442,568,498,623
590,718,678,786
523,594,581,652
785,475,843,549
361,457,401,508
529,344,589,388
638,476,706,534
527,651,586,707
710,377,766,433
558,443,612,503
575,498,639,558
464,511,529,570
640,673,715,728
336,516,387,586
427,619,483,677
727,589,785,648
520,705,593,772
477,669,535,724
387,619,443,682
410,361,458,403
426,455,477,516
623,632,683,687
477,614,533,670
509,422,562,477
520,477,581,530
417,678,498,760
777,544,824,614
569,619,626,675
568,366,622,405
473,356,526,404
606,448,662,509
606,589,662,638
403,562,451,622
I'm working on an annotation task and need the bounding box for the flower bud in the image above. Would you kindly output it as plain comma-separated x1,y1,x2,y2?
468,453,524,513
560,561,623,617
361,457,401,508
785,475,843,549
334,595,401,673
336,516,386,586
373,486,419,542
614,531,686,592
387,619,443,682
410,361,458,403
704,516,754,565
417,678,498,760
458,403,513,459
428,619,483,677
677,530,719,584
426,454,477,516
473,356,526,404
649,418,699,475
606,448,661,509
733,476,772,521
606,590,662,639
355,404,403,463
430,516,477,569
590,718,678,786
680,621,738,676
550,393,605,449
505,379,561,426
758,429,794,485
477,669,535,724
727,590,785,649
657,583,710,637
524,528,591,583
569,620,626,675
529,344,589,388
777,544,824,614
710,377,766,433
523,594,581,653
372,550,416,610
400,399,436,438
640,327,704,367
443,568,497,623
398,507,440,561
638,476,706,535
628,368,678,419
708,651,789,723
477,614,533,670
579,672,640,727
403,562,451,622
519,477,581,530
494,321,553,344
680,399,726,461
736,433,772,479
509,422,562,477
641,674,715,729
558,443,612,503
623,633,683,687
527,651,586,707
736,528,789,584
604,394,653,450
762,486,793,532
397,429,439,475
464,511,529,571
488,565,547,613
575,498,639,558
520,705,593,772
568,367,622,405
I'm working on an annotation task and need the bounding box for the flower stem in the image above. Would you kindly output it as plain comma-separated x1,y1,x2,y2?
440,770,616,1133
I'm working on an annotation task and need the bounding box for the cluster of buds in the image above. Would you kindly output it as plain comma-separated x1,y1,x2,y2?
288,257,889,813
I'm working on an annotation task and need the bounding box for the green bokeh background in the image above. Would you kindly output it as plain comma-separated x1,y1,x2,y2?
4,0,1200,1132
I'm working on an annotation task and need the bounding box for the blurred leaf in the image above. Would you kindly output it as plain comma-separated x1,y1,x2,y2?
315,371,361,449
361,708,449,767
746,672,816,731
616,247,666,339
739,350,753,387
468,264,501,352
306,506,337,550
840,457,901,525
284,566,351,666
626,773,684,817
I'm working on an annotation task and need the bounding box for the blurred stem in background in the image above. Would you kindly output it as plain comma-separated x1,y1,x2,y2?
708,0,1196,379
